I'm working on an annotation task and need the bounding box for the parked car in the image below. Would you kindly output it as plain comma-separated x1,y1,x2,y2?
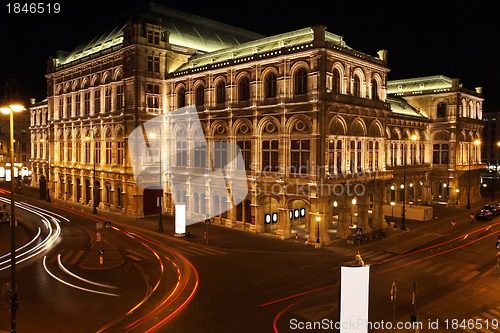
476,207,494,220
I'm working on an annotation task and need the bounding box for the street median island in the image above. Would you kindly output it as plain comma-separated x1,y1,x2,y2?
79,240,125,270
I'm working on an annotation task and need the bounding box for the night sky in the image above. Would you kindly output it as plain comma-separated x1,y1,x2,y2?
2,1,499,109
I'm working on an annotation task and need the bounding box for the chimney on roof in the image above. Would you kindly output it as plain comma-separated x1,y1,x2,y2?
377,49,388,65
312,25,326,47
451,78,460,88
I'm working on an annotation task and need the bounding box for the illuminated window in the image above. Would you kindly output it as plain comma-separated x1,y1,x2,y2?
146,83,160,109
290,139,310,174
262,139,279,172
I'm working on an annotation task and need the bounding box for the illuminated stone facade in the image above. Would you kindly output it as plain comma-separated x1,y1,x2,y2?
30,3,484,245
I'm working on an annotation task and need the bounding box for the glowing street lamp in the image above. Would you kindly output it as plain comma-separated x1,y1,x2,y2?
0,98,25,333
390,201,395,223
350,197,357,227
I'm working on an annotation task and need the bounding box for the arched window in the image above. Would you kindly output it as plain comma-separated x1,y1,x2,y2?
216,81,226,104
371,79,379,100
177,87,186,108
332,69,341,94
239,77,250,101
437,102,446,118
294,68,308,95
195,85,204,106
353,75,361,97
265,72,277,98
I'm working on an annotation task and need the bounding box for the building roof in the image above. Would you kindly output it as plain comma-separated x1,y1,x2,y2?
387,96,428,119
175,27,346,72
59,2,266,66
386,75,454,95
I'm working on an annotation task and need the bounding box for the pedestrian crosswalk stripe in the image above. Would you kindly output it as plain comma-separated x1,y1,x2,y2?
489,308,500,316
176,245,227,256
69,250,85,265
482,312,496,320
185,245,226,255
460,270,481,282
61,250,75,263
435,265,455,276
424,262,444,274
367,252,392,262
415,261,435,270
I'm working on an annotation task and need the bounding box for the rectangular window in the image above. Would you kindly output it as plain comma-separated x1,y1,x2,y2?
262,139,279,172
237,140,252,170
194,141,207,168
147,56,160,73
116,85,123,111
85,141,91,163
95,141,101,164
76,141,81,163
59,98,64,119
213,141,227,169
84,91,91,115
66,96,72,117
176,141,187,167
117,141,124,165
67,142,72,163
94,89,101,114
105,141,112,164
290,139,310,174
105,87,112,112
59,142,64,162
147,83,160,109
75,94,81,116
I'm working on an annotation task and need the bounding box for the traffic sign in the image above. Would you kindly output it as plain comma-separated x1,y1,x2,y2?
104,221,112,228
98,249,104,255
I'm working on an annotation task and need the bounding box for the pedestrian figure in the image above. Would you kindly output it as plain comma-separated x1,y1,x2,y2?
295,233,298,242
355,250,364,266
187,231,191,241
434,213,438,220
470,212,475,223
451,219,456,230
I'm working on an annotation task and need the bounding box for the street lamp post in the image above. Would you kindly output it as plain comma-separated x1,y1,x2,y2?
456,188,460,205
1,100,25,333
315,214,321,249
391,201,395,223
350,197,357,227
466,139,481,209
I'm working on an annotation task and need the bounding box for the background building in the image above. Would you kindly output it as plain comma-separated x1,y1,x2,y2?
30,3,485,245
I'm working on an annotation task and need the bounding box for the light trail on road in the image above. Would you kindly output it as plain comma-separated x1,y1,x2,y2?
264,221,500,332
